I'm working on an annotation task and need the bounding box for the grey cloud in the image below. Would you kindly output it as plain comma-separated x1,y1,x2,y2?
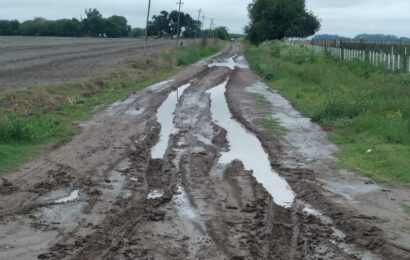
0,0,408,37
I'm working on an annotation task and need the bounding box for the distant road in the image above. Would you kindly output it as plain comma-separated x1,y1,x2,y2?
0,37,177,89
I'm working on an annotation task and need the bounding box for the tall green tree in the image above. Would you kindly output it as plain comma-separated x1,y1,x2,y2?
83,8,105,36
105,15,130,37
214,26,229,40
148,10,200,38
0,20,20,35
246,0,320,44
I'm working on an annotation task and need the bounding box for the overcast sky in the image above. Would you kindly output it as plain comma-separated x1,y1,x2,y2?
0,0,409,37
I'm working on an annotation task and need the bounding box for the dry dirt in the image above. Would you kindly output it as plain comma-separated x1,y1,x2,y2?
0,36,179,89
0,42,409,260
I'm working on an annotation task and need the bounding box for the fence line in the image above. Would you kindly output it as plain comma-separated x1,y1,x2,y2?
291,40,410,73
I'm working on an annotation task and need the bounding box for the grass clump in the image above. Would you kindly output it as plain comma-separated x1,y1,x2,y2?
402,205,410,215
0,42,227,174
243,40,410,184
177,42,224,65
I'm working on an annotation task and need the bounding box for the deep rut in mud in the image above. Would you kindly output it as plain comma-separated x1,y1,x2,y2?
0,43,409,260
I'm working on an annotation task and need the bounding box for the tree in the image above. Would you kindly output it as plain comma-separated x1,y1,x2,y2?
83,8,105,36
246,0,320,44
150,11,170,37
0,20,20,35
148,10,202,38
105,16,130,37
131,28,144,38
20,18,49,36
214,26,229,40
182,14,200,38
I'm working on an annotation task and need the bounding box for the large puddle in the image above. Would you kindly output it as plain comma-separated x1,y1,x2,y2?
208,56,249,70
207,80,295,208
151,83,191,159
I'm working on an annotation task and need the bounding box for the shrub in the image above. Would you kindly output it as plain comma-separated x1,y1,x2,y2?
0,114,60,143
312,98,363,123
279,45,317,64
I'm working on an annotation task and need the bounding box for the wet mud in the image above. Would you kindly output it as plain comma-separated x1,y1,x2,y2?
0,42,409,260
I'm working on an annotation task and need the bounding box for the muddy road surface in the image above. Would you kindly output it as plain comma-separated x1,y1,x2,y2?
0,43,409,259
0,36,178,89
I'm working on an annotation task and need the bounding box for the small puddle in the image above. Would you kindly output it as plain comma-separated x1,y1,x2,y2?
207,80,295,208
208,56,249,70
147,190,164,200
173,186,196,219
54,190,79,203
124,106,144,117
151,83,191,159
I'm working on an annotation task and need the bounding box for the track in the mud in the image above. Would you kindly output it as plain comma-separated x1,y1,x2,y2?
0,43,409,260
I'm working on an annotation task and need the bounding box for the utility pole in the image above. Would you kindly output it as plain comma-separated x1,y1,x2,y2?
207,18,213,39
194,8,202,41
144,0,152,56
175,0,184,48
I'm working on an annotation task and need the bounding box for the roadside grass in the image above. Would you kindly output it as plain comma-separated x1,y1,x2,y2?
0,41,227,174
243,40,410,184
402,205,410,215
254,116,287,135
252,93,287,134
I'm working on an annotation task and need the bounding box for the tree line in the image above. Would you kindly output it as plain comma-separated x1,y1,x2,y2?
0,8,229,40
0,9,143,38
147,10,229,40
313,34,410,42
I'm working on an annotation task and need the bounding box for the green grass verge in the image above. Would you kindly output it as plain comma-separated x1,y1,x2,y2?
242,40,410,184
252,93,287,134
0,42,227,174
402,205,410,215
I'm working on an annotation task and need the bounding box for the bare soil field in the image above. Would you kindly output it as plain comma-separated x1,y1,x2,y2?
0,36,178,89
0,43,409,259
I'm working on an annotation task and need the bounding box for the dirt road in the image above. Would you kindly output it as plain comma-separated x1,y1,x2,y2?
0,36,177,89
0,43,409,259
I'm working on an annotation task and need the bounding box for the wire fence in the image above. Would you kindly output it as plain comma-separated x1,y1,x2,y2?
291,40,410,73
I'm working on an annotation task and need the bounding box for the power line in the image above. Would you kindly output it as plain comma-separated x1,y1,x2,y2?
144,0,152,56
175,0,184,48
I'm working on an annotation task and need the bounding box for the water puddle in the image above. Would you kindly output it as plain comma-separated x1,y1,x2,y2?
173,186,196,219
151,83,191,159
54,190,79,203
207,80,295,208
124,106,144,117
208,56,249,70
147,190,164,200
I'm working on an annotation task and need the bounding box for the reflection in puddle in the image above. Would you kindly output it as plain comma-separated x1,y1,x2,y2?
55,190,79,203
151,83,191,159
208,56,249,70
207,80,295,208
147,190,164,199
